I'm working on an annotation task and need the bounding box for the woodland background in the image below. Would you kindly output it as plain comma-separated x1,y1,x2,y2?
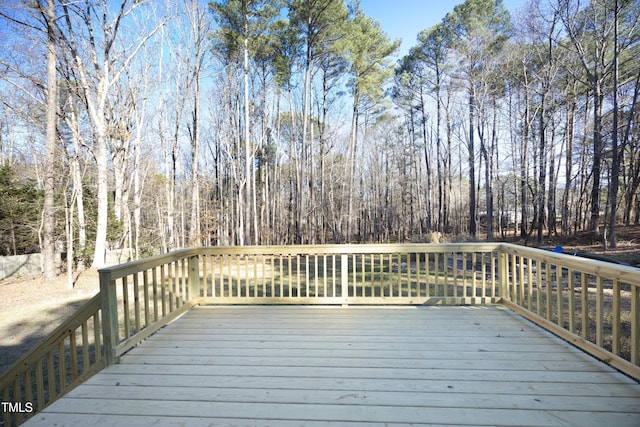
0,0,638,280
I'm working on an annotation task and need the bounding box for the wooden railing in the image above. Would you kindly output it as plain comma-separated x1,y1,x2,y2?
98,249,200,365
0,295,104,427
192,244,503,305
2,242,639,426
499,243,640,380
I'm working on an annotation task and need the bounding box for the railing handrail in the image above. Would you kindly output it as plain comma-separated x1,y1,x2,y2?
97,247,200,281
500,242,640,286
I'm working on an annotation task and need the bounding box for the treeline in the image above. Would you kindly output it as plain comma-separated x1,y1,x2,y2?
0,0,638,277
393,0,640,248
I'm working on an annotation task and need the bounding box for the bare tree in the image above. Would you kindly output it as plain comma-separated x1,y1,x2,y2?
60,0,164,267
42,0,58,279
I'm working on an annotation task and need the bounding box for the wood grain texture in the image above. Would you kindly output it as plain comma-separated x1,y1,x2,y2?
24,306,640,427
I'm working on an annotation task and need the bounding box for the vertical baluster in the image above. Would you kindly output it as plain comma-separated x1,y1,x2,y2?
253,254,258,297
545,263,552,321
245,255,250,298
314,254,319,298
581,272,588,339
323,255,328,297
352,254,357,297
416,252,422,298
263,254,268,297
508,254,515,302
278,254,284,297
480,252,491,304
153,266,160,320
211,254,217,298
93,312,102,362
612,279,620,356
518,256,524,306
461,252,467,299
288,254,293,298
69,328,78,380
271,254,276,297
13,377,22,419
296,254,301,297
81,321,89,374
2,387,11,426
426,253,431,298
435,253,441,297
167,261,174,304
452,252,458,297
380,254,385,297
361,254,366,297
596,276,603,347
227,255,233,297
490,253,496,299
122,277,130,339
202,254,208,297
172,261,177,302
58,341,66,393
407,253,412,298
341,254,349,299
631,284,639,365
557,266,564,328
143,270,150,328
535,260,542,316
396,254,402,297
526,258,533,310
471,252,477,301
218,255,224,297
35,359,44,410
133,273,140,334
568,269,575,334
332,254,336,297
181,259,187,301
25,367,33,416
160,264,167,316
47,351,55,401
300,254,307,297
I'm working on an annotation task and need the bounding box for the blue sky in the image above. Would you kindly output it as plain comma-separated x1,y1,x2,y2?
359,0,528,57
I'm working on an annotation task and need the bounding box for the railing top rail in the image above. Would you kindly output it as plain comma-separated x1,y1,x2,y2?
500,242,640,286
98,248,200,281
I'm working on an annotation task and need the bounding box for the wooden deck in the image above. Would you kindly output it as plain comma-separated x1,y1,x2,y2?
24,305,640,426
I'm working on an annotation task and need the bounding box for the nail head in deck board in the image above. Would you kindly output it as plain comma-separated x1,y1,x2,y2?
22,306,640,427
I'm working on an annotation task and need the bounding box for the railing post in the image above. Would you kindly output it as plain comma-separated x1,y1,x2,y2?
188,253,201,301
99,269,119,366
498,248,509,302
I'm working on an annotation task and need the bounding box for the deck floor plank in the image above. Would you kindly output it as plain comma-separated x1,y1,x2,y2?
24,306,640,427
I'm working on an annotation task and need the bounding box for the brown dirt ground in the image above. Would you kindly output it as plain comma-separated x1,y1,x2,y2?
2,226,640,375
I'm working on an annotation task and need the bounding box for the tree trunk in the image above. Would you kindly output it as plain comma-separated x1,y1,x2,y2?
562,94,575,236
468,88,477,239
590,83,603,238
42,0,57,279
243,28,251,245
606,0,620,248
189,72,201,246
